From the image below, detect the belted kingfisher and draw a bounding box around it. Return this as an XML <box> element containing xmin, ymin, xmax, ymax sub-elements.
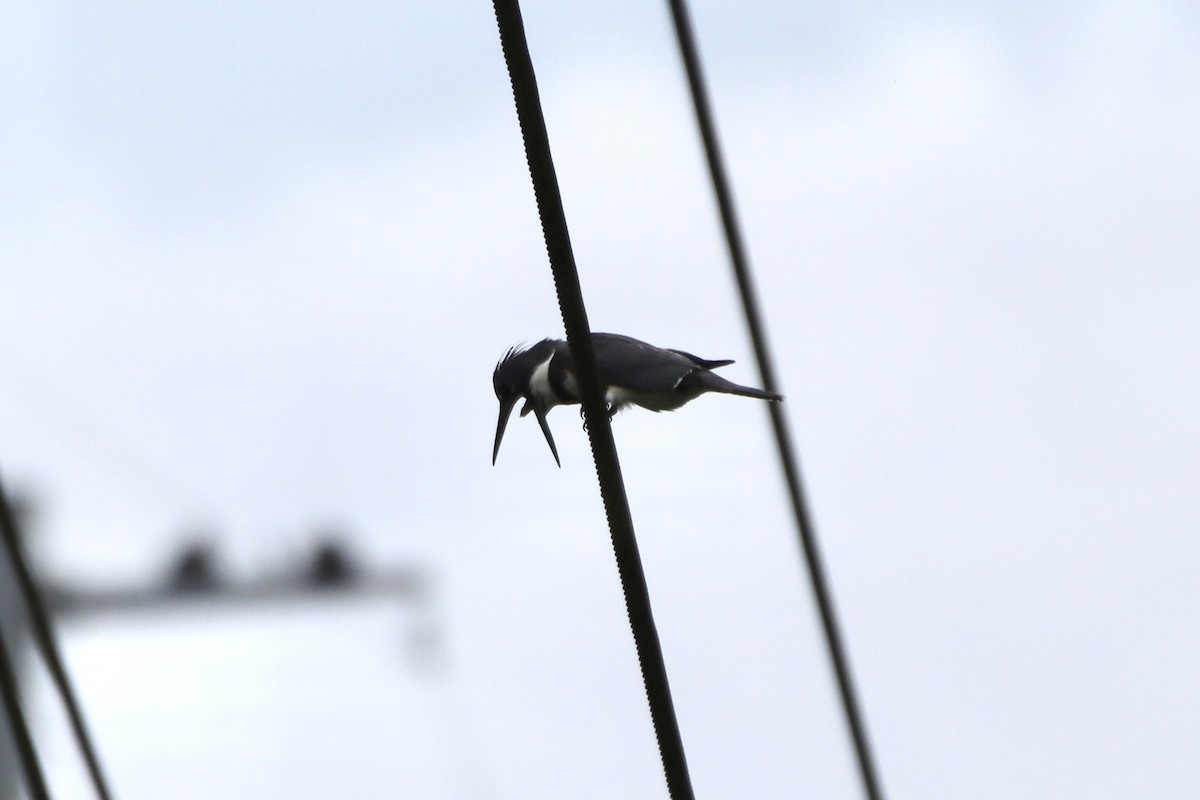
<box><xmin>492</xmin><ymin>332</ymin><xmax>782</xmax><ymax>466</ymax></box>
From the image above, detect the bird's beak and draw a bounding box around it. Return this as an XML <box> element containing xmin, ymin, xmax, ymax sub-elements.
<box><xmin>533</xmin><ymin>405</ymin><xmax>561</xmax><ymax>468</ymax></box>
<box><xmin>492</xmin><ymin>396</ymin><xmax>518</xmax><ymax>465</ymax></box>
<box><xmin>493</xmin><ymin>396</ymin><xmax>561</xmax><ymax>468</ymax></box>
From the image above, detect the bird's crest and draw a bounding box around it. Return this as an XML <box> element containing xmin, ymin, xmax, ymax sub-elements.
<box><xmin>494</xmin><ymin>342</ymin><xmax>528</xmax><ymax>373</ymax></box>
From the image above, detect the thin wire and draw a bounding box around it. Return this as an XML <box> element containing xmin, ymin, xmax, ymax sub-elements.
<box><xmin>490</xmin><ymin>1</ymin><xmax>694</xmax><ymax>797</ymax></box>
<box><xmin>664</xmin><ymin>2</ymin><xmax>886</xmax><ymax>798</ymax></box>
<box><xmin>0</xmin><ymin>620</ymin><xmax>52</xmax><ymax>800</ymax></box>
<box><xmin>0</xmin><ymin>476</ymin><xmax>116</xmax><ymax>800</ymax></box>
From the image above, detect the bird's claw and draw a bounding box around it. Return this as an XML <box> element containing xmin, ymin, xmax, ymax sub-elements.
<box><xmin>578</xmin><ymin>403</ymin><xmax>618</xmax><ymax>432</ymax></box>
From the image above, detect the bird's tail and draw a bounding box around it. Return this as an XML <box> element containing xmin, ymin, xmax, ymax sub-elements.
<box><xmin>688</xmin><ymin>370</ymin><xmax>783</xmax><ymax>402</ymax></box>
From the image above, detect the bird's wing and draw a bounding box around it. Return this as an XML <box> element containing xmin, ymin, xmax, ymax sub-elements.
<box><xmin>667</xmin><ymin>349</ymin><xmax>735</xmax><ymax>370</ymax></box>
<box><xmin>587</xmin><ymin>333</ymin><xmax>701</xmax><ymax>391</ymax></box>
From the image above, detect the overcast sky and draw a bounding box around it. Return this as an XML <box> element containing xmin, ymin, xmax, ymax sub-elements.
<box><xmin>2</xmin><ymin>1</ymin><xmax>1199</xmax><ymax>798</ymax></box>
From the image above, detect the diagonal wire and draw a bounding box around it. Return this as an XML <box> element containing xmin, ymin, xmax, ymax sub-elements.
<box><xmin>0</xmin><ymin>619</ymin><xmax>52</xmax><ymax>800</ymax></box>
<box><xmin>0</xmin><ymin>476</ymin><xmax>116</xmax><ymax>800</ymax></box>
<box><xmin>664</xmin><ymin>1</ymin><xmax>886</xmax><ymax>798</ymax></box>
<box><xmin>491</xmin><ymin>1</ymin><xmax>694</xmax><ymax>797</ymax></box>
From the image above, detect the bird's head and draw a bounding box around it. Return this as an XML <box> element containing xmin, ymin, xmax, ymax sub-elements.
<box><xmin>492</xmin><ymin>341</ymin><xmax>561</xmax><ymax>467</ymax></box>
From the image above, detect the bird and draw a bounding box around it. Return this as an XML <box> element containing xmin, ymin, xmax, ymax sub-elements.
<box><xmin>492</xmin><ymin>332</ymin><xmax>782</xmax><ymax>466</ymax></box>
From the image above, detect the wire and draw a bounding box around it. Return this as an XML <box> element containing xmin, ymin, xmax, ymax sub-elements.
<box><xmin>0</xmin><ymin>618</ymin><xmax>52</xmax><ymax>800</ymax></box>
<box><xmin>490</xmin><ymin>2</ymin><xmax>695</xmax><ymax>798</ymax></box>
<box><xmin>664</xmin><ymin>2</ymin><xmax>887</xmax><ymax>798</ymax></box>
<box><xmin>0</xmin><ymin>476</ymin><xmax>116</xmax><ymax>800</ymax></box>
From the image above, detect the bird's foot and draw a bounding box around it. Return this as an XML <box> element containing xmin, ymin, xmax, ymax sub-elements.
<box><xmin>578</xmin><ymin>404</ymin><xmax>618</xmax><ymax>431</ymax></box>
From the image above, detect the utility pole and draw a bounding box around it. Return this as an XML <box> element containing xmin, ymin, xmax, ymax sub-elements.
<box><xmin>0</xmin><ymin>493</ymin><xmax>35</xmax><ymax>800</ymax></box>
<box><xmin>0</xmin><ymin>516</ymin><xmax>433</xmax><ymax>800</ymax></box>
<box><xmin>0</xmin><ymin>556</ymin><xmax>24</xmax><ymax>800</ymax></box>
